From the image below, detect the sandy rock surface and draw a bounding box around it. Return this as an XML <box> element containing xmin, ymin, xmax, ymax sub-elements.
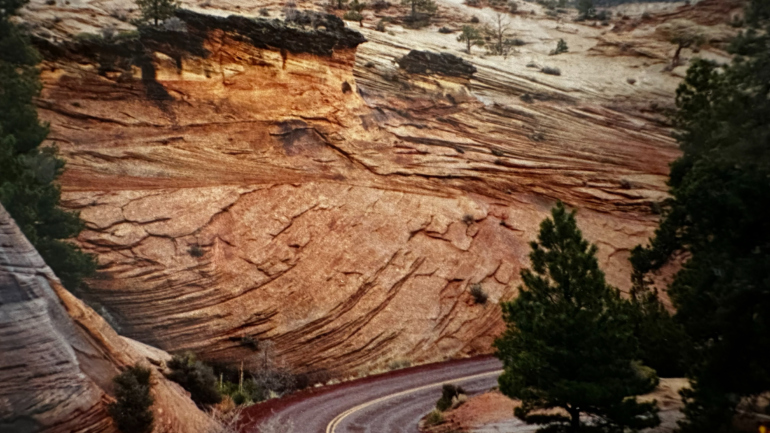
<box><xmin>15</xmin><ymin>0</ymin><xmax>738</xmax><ymax>373</ymax></box>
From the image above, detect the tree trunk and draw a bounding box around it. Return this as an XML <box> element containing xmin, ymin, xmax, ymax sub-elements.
<box><xmin>467</xmin><ymin>39</ymin><xmax>471</xmax><ymax>54</ymax></box>
<box><xmin>569</xmin><ymin>408</ymin><xmax>580</xmax><ymax>433</ymax></box>
<box><xmin>672</xmin><ymin>43</ymin><xmax>684</xmax><ymax>69</ymax></box>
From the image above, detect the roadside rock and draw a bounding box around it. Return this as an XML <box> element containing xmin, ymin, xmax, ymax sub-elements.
<box><xmin>0</xmin><ymin>205</ymin><xmax>216</xmax><ymax>433</ymax></box>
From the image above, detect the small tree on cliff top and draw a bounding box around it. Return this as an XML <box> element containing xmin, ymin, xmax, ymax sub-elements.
<box><xmin>135</xmin><ymin>0</ymin><xmax>179</xmax><ymax>26</ymax></box>
<box><xmin>494</xmin><ymin>202</ymin><xmax>660</xmax><ymax>433</ymax></box>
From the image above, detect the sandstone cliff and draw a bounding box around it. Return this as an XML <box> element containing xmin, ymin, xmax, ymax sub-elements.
<box><xmin>0</xmin><ymin>205</ymin><xmax>216</xmax><ymax>433</ymax></box>
<box><xmin>16</xmin><ymin>0</ymin><xmax>734</xmax><ymax>374</ymax></box>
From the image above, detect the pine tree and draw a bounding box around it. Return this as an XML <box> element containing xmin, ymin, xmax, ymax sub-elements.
<box><xmin>135</xmin><ymin>0</ymin><xmax>179</xmax><ymax>26</ymax></box>
<box><xmin>627</xmin><ymin>264</ymin><xmax>689</xmax><ymax>378</ymax></box>
<box><xmin>550</xmin><ymin>38</ymin><xmax>568</xmax><ymax>55</ymax></box>
<box><xmin>576</xmin><ymin>0</ymin><xmax>593</xmax><ymax>19</ymax></box>
<box><xmin>401</xmin><ymin>0</ymin><xmax>436</xmax><ymax>17</ymax></box>
<box><xmin>457</xmin><ymin>25</ymin><xmax>483</xmax><ymax>54</ymax></box>
<box><xmin>631</xmin><ymin>0</ymin><xmax>770</xmax><ymax>429</ymax></box>
<box><xmin>0</xmin><ymin>0</ymin><xmax>95</xmax><ymax>291</ymax></box>
<box><xmin>494</xmin><ymin>202</ymin><xmax>660</xmax><ymax>433</ymax></box>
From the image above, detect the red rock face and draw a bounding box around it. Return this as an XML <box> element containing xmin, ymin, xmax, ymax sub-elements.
<box><xmin>0</xmin><ymin>205</ymin><xmax>216</xmax><ymax>433</ymax></box>
<box><xmin>34</xmin><ymin>7</ymin><xmax>684</xmax><ymax>374</ymax></box>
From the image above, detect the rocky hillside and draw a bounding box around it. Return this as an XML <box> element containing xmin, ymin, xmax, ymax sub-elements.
<box><xmin>0</xmin><ymin>205</ymin><xmax>216</xmax><ymax>433</ymax></box>
<box><xmin>17</xmin><ymin>0</ymin><xmax>739</xmax><ymax>374</ymax></box>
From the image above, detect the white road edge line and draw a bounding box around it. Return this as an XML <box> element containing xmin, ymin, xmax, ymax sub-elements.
<box><xmin>325</xmin><ymin>369</ymin><xmax>503</xmax><ymax>433</ymax></box>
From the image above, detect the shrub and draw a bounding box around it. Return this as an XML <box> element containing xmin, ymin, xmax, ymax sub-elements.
<box><xmin>425</xmin><ymin>409</ymin><xmax>445</xmax><ymax>426</ymax></box>
<box><xmin>166</xmin><ymin>352</ymin><xmax>222</xmax><ymax>407</ymax></box>
<box><xmin>470</xmin><ymin>16</ymin><xmax>480</xmax><ymax>23</ymax></box>
<box><xmin>465</xmin><ymin>0</ymin><xmax>480</xmax><ymax>6</ymax></box>
<box><xmin>550</xmin><ymin>38</ymin><xmax>568</xmax><ymax>55</ymax></box>
<box><xmin>108</xmin><ymin>365</ymin><xmax>154</xmax><ymax>433</ymax></box>
<box><xmin>387</xmin><ymin>359</ymin><xmax>412</xmax><ymax>370</ymax></box>
<box><xmin>541</xmin><ymin>66</ymin><xmax>561</xmax><ymax>75</ymax></box>
<box><xmin>402</xmin><ymin>12</ymin><xmax>431</xmax><ymax>28</ymax></box>
<box><xmin>508</xmin><ymin>1</ymin><xmax>517</xmax><ymax>13</ymax></box>
<box><xmin>508</xmin><ymin>38</ymin><xmax>525</xmax><ymax>46</ymax></box>
<box><xmin>462</xmin><ymin>214</ymin><xmax>475</xmax><ymax>225</ymax></box>
<box><xmin>371</xmin><ymin>0</ymin><xmax>391</xmax><ymax>10</ymax></box>
<box><xmin>260</xmin><ymin>8</ymin><xmax>270</xmax><ymax>16</ymax></box>
<box><xmin>436</xmin><ymin>384</ymin><xmax>466</xmax><ymax>411</ymax></box>
<box><xmin>343</xmin><ymin>10</ymin><xmax>364</xmax><ymax>22</ymax></box>
<box><xmin>241</xmin><ymin>336</ymin><xmax>259</xmax><ymax>350</ymax></box>
<box><xmin>294</xmin><ymin>369</ymin><xmax>333</xmax><ymax>389</ymax></box>
<box><xmin>189</xmin><ymin>244</ymin><xmax>204</xmax><ymax>257</ymax></box>
<box><xmin>375</xmin><ymin>19</ymin><xmax>387</xmax><ymax>31</ymax></box>
<box><xmin>470</xmin><ymin>283</ymin><xmax>488</xmax><ymax>304</ymax></box>
<box><xmin>438</xmin><ymin>26</ymin><xmax>452</xmax><ymax>33</ymax></box>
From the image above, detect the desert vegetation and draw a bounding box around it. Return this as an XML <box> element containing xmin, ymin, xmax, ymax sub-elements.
<box><xmin>630</xmin><ymin>0</ymin><xmax>770</xmax><ymax>428</ymax></box>
<box><xmin>0</xmin><ymin>0</ymin><xmax>96</xmax><ymax>294</ymax></box>
<box><xmin>492</xmin><ymin>1</ymin><xmax>770</xmax><ymax>431</ymax></box>
<box><xmin>135</xmin><ymin>0</ymin><xmax>179</xmax><ymax>26</ymax></box>
<box><xmin>495</xmin><ymin>202</ymin><xmax>661</xmax><ymax>432</ymax></box>
<box><xmin>108</xmin><ymin>365</ymin><xmax>155</xmax><ymax>433</ymax></box>
<box><xmin>435</xmin><ymin>384</ymin><xmax>467</xmax><ymax>412</ymax></box>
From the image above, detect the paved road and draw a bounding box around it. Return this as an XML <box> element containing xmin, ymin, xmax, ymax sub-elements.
<box><xmin>247</xmin><ymin>357</ymin><xmax>502</xmax><ymax>433</ymax></box>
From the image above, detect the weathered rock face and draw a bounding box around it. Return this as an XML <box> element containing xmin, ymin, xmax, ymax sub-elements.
<box><xmin>18</xmin><ymin>0</ymin><xmax>715</xmax><ymax>374</ymax></box>
<box><xmin>0</xmin><ymin>205</ymin><xmax>216</xmax><ymax>433</ymax></box>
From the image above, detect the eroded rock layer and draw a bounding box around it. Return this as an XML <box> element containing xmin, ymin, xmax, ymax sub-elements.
<box><xmin>0</xmin><ymin>205</ymin><xmax>216</xmax><ymax>433</ymax></box>
<box><xmin>21</xmin><ymin>0</ymin><xmax>709</xmax><ymax>374</ymax></box>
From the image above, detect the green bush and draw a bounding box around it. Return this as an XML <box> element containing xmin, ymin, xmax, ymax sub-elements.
<box><xmin>166</xmin><ymin>352</ymin><xmax>222</xmax><ymax>407</ymax></box>
<box><xmin>541</xmin><ymin>66</ymin><xmax>561</xmax><ymax>76</ymax></box>
<box><xmin>550</xmin><ymin>38</ymin><xmax>568</xmax><ymax>55</ymax></box>
<box><xmin>436</xmin><ymin>384</ymin><xmax>465</xmax><ymax>411</ymax></box>
<box><xmin>425</xmin><ymin>409</ymin><xmax>445</xmax><ymax>426</ymax></box>
<box><xmin>108</xmin><ymin>365</ymin><xmax>154</xmax><ymax>433</ymax></box>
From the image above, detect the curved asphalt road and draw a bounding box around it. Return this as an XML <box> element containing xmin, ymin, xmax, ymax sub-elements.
<box><xmin>247</xmin><ymin>357</ymin><xmax>502</xmax><ymax>433</ymax></box>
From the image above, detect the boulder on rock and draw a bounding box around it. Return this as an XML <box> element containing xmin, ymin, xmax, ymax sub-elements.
<box><xmin>397</xmin><ymin>50</ymin><xmax>477</xmax><ymax>78</ymax></box>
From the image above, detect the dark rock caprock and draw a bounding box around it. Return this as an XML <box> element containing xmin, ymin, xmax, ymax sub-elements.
<box><xmin>397</xmin><ymin>50</ymin><xmax>477</xmax><ymax>78</ymax></box>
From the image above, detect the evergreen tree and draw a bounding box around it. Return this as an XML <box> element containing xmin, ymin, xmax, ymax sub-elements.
<box><xmin>135</xmin><ymin>0</ymin><xmax>179</xmax><ymax>26</ymax></box>
<box><xmin>0</xmin><ymin>0</ymin><xmax>95</xmax><ymax>291</ymax></box>
<box><xmin>631</xmin><ymin>0</ymin><xmax>770</xmax><ymax>429</ymax></box>
<box><xmin>457</xmin><ymin>25</ymin><xmax>484</xmax><ymax>54</ymax></box>
<box><xmin>627</xmin><ymin>265</ymin><xmax>689</xmax><ymax>378</ymax></box>
<box><xmin>401</xmin><ymin>0</ymin><xmax>436</xmax><ymax>17</ymax></box>
<box><xmin>494</xmin><ymin>202</ymin><xmax>660</xmax><ymax>433</ymax></box>
<box><xmin>108</xmin><ymin>365</ymin><xmax>154</xmax><ymax>433</ymax></box>
<box><xmin>550</xmin><ymin>38</ymin><xmax>568</xmax><ymax>55</ymax></box>
<box><xmin>576</xmin><ymin>0</ymin><xmax>594</xmax><ymax>19</ymax></box>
